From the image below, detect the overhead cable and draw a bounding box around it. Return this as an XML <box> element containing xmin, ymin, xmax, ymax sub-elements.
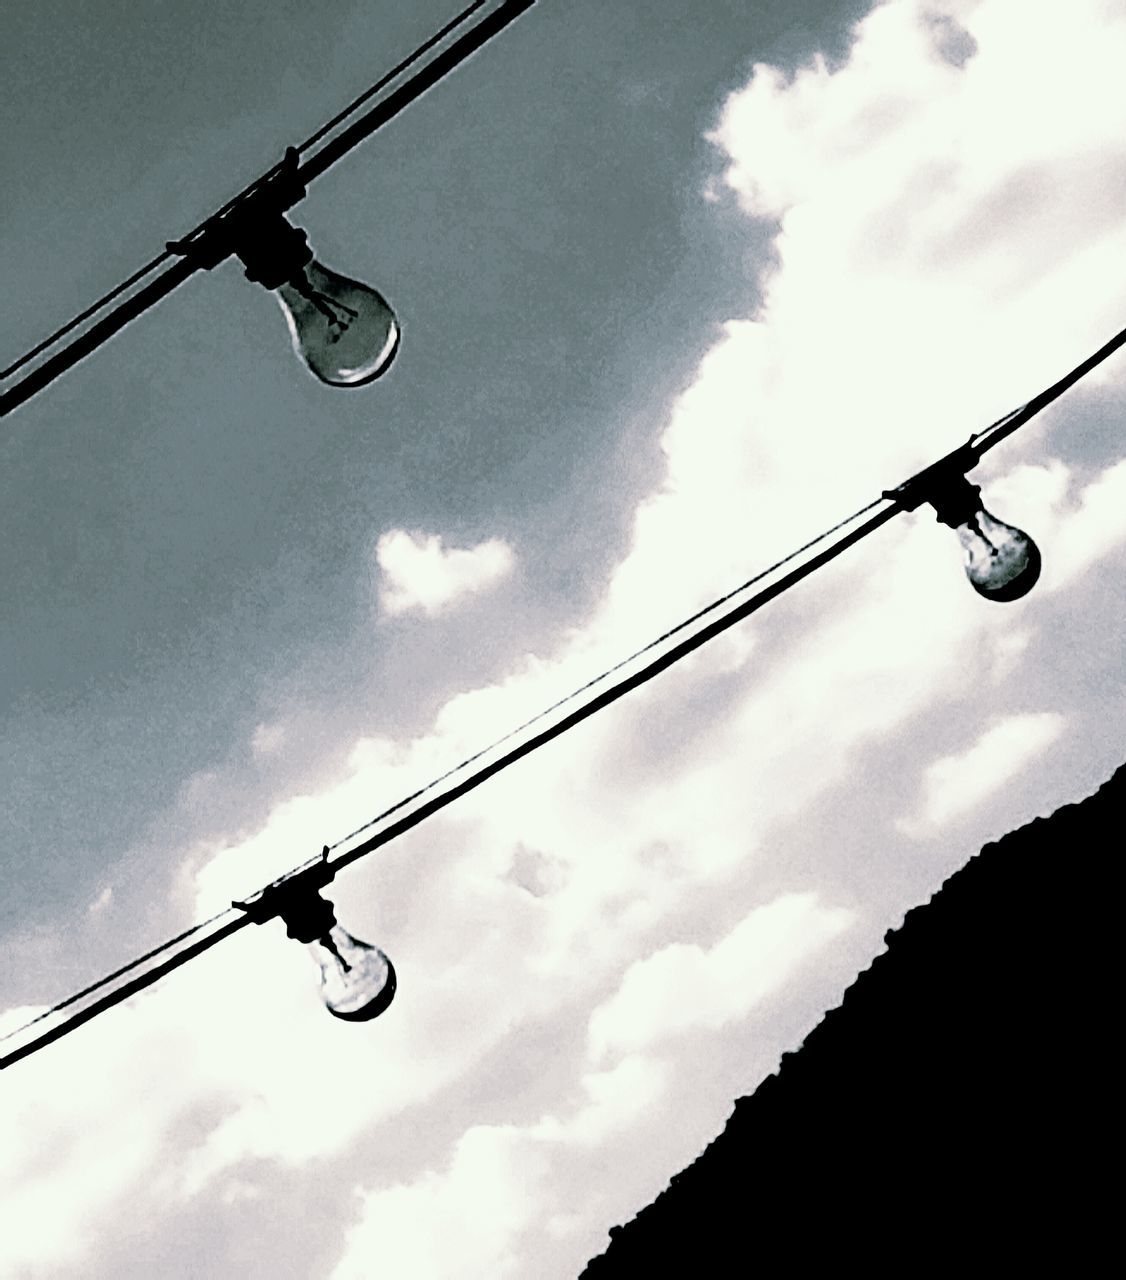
<box><xmin>3</xmin><ymin>310</ymin><xmax>1125</xmax><ymax>1071</ymax></box>
<box><xmin>326</xmin><ymin>495</ymin><xmax>887</xmax><ymax>854</ymax></box>
<box><xmin>971</xmin><ymin>318</ymin><xmax>1126</xmax><ymax>454</ymax></box>
<box><xmin>0</xmin><ymin>495</ymin><xmax>893</xmax><ymax>1070</ymax></box>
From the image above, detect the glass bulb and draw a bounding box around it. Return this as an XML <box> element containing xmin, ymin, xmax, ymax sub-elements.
<box><xmin>275</xmin><ymin>260</ymin><xmax>400</xmax><ymax>387</ymax></box>
<box><xmin>308</xmin><ymin>924</ymin><xmax>397</xmax><ymax>1022</ymax></box>
<box><xmin>954</xmin><ymin>506</ymin><xmax>1041</xmax><ymax>602</ymax></box>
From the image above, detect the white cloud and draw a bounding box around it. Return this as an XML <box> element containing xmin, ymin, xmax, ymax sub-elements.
<box><xmin>540</xmin><ymin>1055</ymin><xmax>669</xmax><ymax>1147</ymax></box>
<box><xmin>588</xmin><ymin>893</ymin><xmax>852</xmax><ymax>1063</ymax></box>
<box><xmin>331</xmin><ymin>1125</ymin><xmax>549</xmax><ymax>1280</ymax></box>
<box><xmin>251</xmin><ymin>721</ymin><xmax>286</xmax><ymax>756</ymax></box>
<box><xmin>120</xmin><ymin>0</ymin><xmax>1126</xmax><ymax>1216</ymax></box>
<box><xmin>7</xmin><ymin>2</ymin><xmax>1126</xmax><ymax>1275</ymax></box>
<box><xmin>1041</xmin><ymin>458</ymin><xmax>1126</xmax><ymax>590</ymax></box>
<box><xmin>901</xmin><ymin>711</ymin><xmax>1066</xmax><ymax>834</ymax></box>
<box><xmin>86</xmin><ymin>885</ymin><xmax>113</xmax><ymax>915</ymax></box>
<box><xmin>333</xmin><ymin>1056</ymin><xmax>669</xmax><ymax>1280</ymax></box>
<box><xmin>0</xmin><ymin>1001</ymin><xmax>213</xmax><ymax>1274</ymax></box>
<box><xmin>376</xmin><ymin>530</ymin><xmax>515</xmax><ymax>616</ymax></box>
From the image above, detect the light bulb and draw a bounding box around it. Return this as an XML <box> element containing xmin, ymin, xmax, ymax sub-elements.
<box><xmin>308</xmin><ymin>924</ymin><xmax>397</xmax><ymax>1022</ymax></box>
<box><xmin>263</xmin><ymin>881</ymin><xmax>396</xmax><ymax>1023</ymax></box>
<box><xmin>235</xmin><ymin>213</ymin><xmax>400</xmax><ymax>387</ymax></box>
<box><xmin>275</xmin><ymin>260</ymin><xmax>400</xmax><ymax>387</ymax></box>
<box><xmin>928</xmin><ymin>477</ymin><xmax>1041</xmax><ymax>602</ymax></box>
<box><xmin>953</xmin><ymin>506</ymin><xmax>1041</xmax><ymax>602</ymax></box>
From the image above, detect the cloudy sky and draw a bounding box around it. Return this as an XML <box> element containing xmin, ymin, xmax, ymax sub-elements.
<box><xmin>3</xmin><ymin>0</ymin><xmax>1126</xmax><ymax>1274</ymax></box>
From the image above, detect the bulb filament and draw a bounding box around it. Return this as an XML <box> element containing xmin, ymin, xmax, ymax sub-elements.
<box><xmin>966</xmin><ymin>513</ymin><xmax>1001</xmax><ymax>557</ymax></box>
<box><xmin>294</xmin><ymin>276</ymin><xmax>359</xmax><ymax>343</ymax></box>
<box><xmin>320</xmin><ymin>932</ymin><xmax>352</xmax><ymax>973</ymax></box>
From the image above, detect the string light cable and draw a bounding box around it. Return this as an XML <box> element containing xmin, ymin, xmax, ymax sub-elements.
<box><xmin>4</xmin><ymin>312</ymin><xmax>1125</xmax><ymax>1070</ymax></box>
<box><xmin>0</xmin><ymin>0</ymin><xmax>536</xmax><ymax>417</ymax></box>
<box><xmin>0</xmin><ymin>492</ymin><xmax>883</xmax><ymax>1069</ymax></box>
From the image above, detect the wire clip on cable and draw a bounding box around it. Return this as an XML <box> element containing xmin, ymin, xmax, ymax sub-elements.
<box><xmin>881</xmin><ymin>437</ymin><xmax>982</xmax><ymax>512</ymax></box>
<box><xmin>165</xmin><ymin>147</ymin><xmax>308</xmax><ymax>276</ymax></box>
<box><xmin>232</xmin><ymin>846</ymin><xmax>336</xmax><ymax>934</ymax></box>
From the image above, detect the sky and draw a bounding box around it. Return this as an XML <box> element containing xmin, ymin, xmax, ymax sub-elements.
<box><xmin>2</xmin><ymin>0</ymin><xmax>1126</xmax><ymax>1274</ymax></box>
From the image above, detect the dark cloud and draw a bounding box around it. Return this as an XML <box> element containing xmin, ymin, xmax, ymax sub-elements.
<box><xmin>1</xmin><ymin>0</ymin><xmax>877</xmax><ymax>953</ymax></box>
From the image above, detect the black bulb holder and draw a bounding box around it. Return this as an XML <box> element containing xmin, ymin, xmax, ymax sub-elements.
<box><xmin>883</xmin><ymin>437</ymin><xmax>985</xmax><ymax>522</ymax></box>
<box><xmin>167</xmin><ymin>145</ymin><xmax>313</xmax><ymax>289</ymax></box>
<box><xmin>233</xmin><ymin>848</ymin><xmax>397</xmax><ymax>1024</ymax></box>
<box><xmin>884</xmin><ymin>436</ymin><xmax>1042</xmax><ymax>602</ymax></box>
<box><xmin>923</xmin><ymin>474</ymin><xmax>986</xmax><ymax>529</ymax></box>
<box><xmin>236</xmin><ymin>216</ymin><xmax>314</xmax><ymax>291</ymax></box>
<box><xmin>232</xmin><ymin>846</ymin><xmax>339</xmax><ymax>942</ymax></box>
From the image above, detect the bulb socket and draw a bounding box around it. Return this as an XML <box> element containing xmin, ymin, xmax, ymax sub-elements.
<box><xmin>232</xmin><ymin>846</ymin><xmax>337</xmax><ymax>932</ymax></box>
<box><xmin>927</xmin><ymin>476</ymin><xmax>983</xmax><ymax>529</ymax></box>
<box><xmin>235</xmin><ymin>214</ymin><xmax>315</xmax><ymax>291</ymax></box>
<box><xmin>279</xmin><ymin>890</ymin><xmax>338</xmax><ymax>945</ymax></box>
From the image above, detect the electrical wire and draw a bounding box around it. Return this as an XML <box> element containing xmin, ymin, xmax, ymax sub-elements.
<box><xmin>326</xmin><ymin>495</ymin><xmax>886</xmax><ymax>853</ymax></box>
<box><xmin>6</xmin><ymin>309</ymin><xmax>1126</xmax><ymax>1070</ymax></box>
<box><xmin>0</xmin><ymin>251</ymin><xmax>174</xmax><ymax>381</ymax></box>
<box><xmin>0</xmin><ymin>904</ymin><xmax>238</xmax><ymax>1047</ymax></box>
<box><xmin>327</xmin><ymin>503</ymin><xmax>902</xmax><ymax>880</ymax></box>
<box><xmin>163</xmin><ymin>0</ymin><xmax>491</xmax><ymax>266</ymax></box>
<box><xmin>0</xmin><ymin>257</ymin><xmax>203</xmax><ymax>419</ymax></box>
<box><xmin>0</xmin><ymin>916</ymin><xmax>252</xmax><ymax>1071</ymax></box>
<box><xmin>292</xmin><ymin>0</ymin><xmax>535</xmax><ymax>187</ymax></box>
<box><xmin>971</xmin><ymin>318</ymin><xmax>1126</xmax><ymax>456</ymax></box>
<box><xmin>0</xmin><ymin>0</ymin><xmax>536</xmax><ymax>418</ymax></box>
<box><xmin>295</xmin><ymin>0</ymin><xmax>489</xmax><ymax>156</ymax></box>
<box><xmin>320</xmin><ymin>312</ymin><xmax>1126</xmax><ymax>860</ymax></box>
<box><xmin>0</xmin><ymin>495</ymin><xmax>895</xmax><ymax>1070</ymax></box>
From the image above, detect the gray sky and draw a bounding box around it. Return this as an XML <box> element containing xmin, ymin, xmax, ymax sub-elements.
<box><xmin>1</xmin><ymin>0</ymin><xmax>866</xmax><ymax>945</ymax></box>
<box><xmin>3</xmin><ymin>1</ymin><xmax>1126</xmax><ymax>1276</ymax></box>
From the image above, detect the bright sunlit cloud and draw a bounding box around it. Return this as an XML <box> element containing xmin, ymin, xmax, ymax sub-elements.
<box><xmin>331</xmin><ymin>1124</ymin><xmax>548</xmax><ymax>1280</ymax></box>
<box><xmin>333</xmin><ymin>1055</ymin><xmax>669</xmax><ymax>1280</ymax></box>
<box><xmin>900</xmin><ymin>711</ymin><xmax>1066</xmax><ymax>835</ymax></box>
<box><xmin>376</xmin><ymin>530</ymin><xmax>515</xmax><ymax>617</ymax></box>
<box><xmin>6</xmin><ymin>1</ymin><xmax>1126</xmax><ymax>1276</ymax></box>
<box><xmin>588</xmin><ymin>893</ymin><xmax>853</xmax><ymax>1063</ymax></box>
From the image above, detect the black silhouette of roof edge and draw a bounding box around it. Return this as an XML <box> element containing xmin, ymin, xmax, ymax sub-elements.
<box><xmin>581</xmin><ymin>762</ymin><xmax>1125</xmax><ymax>1274</ymax></box>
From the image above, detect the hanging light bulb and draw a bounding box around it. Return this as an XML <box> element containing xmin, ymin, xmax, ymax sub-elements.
<box><xmin>236</xmin><ymin>214</ymin><xmax>399</xmax><ymax>387</ymax></box>
<box><xmin>884</xmin><ymin>444</ymin><xmax>1042</xmax><ymax>603</ymax></box>
<box><xmin>950</xmin><ymin>503</ymin><xmax>1041</xmax><ymax>602</ymax></box>
<box><xmin>277</xmin><ymin>259</ymin><xmax>399</xmax><ymax>387</ymax></box>
<box><xmin>278</xmin><ymin>888</ymin><xmax>397</xmax><ymax>1022</ymax></box>
<box><xmin>168</xmin><ymin>148</ymin><xmax>399</xmax><ymax>387</ymax></box>
<box><xmin>307</xmin><ymin>925</ymin><xmax>397</xmax><ymax>1022</ymax></box>
<box><xmin>233</xmin><ymin>851</ymin><xmax>396</xmax><ymax>1022</ymax></box>
<box><xmin>926</xmin><ymin>475</ymin><xmax>1041</xmax><ymax>602</ymax></box>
